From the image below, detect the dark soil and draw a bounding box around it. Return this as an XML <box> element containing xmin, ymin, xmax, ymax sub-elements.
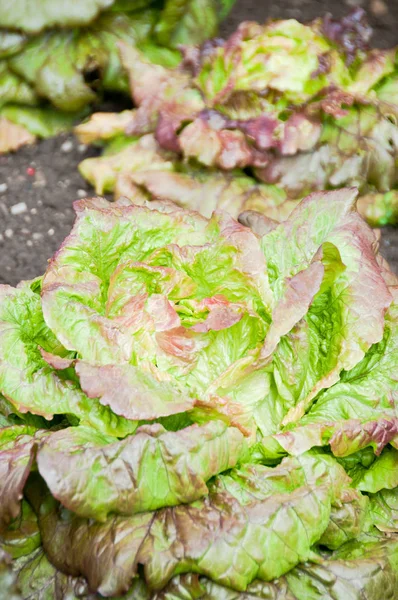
<box><xmin>0</xmin><ymin>0</ymin><xmax>397</xmax><ymax>286</ymax></box>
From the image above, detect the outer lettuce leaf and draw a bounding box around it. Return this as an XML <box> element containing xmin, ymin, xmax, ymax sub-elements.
<box><xmin>351</xmin><ymin>447</ymin><xmax>398</xmax><ymax>494</ymax></box>
<box><xmin>119</xmin><ymin>43</ymin><xmax>204</xmax><ymax>143</ymax></box>
<box><xmin>369</xmin><ymin>488</ymin><xmax>398</xmax><ymax>533</ymax></box>
<box><xmin>155</xmin><ymin>0</ymin><xmax>218</xmax><ymax>48</ymax></box>
<box><xmin>74</xmin><ymin>109</ymin><xmax>135</xmax><ymax>144</ymax></box>
<box><xmin>10</xmin><ymin>548</ymin><xmax>101</xmax><ymax>600</ymax></box>
<box><xmin>30</xmin><ymin>452</ymin><xmax>357</xmax><ymax>596</ymax></box>
<box><xmin>130</xmin><ymin>168</ymin><xmax>298</xmax><ymax>220</ymax></box>
<box><xmin>36</xmin><ymin>421</ymin><xmax>246</xmax><ymax>520</ymax></box>
<box><xmin>8</xmin><ymin>11</ymin><xmax>160</xmax><ymax>111</ymax></box>
<box><xmin>154</xmin><ymin>532</ymin><xmax>398</xmax><ymax>599</ymax></box>
<box><xmin>1</xmin><ymin>501</ymin><xmax>41</xmax><ymax>560</ymax></box>
<box><xmin>75</xmin><ymin>361</ymin><xmax>196</xmax><ymax>420</ymax></box>
<box><xmin>0</xmin><ymin>65</ymin><xmax>37</xmax><ymax>109</ymax></box>
<box><xmin>0</xmin><ymin>116</ymin><xmax>35</xmax><ymax>153</ymax></box>
<box><xmin>78</xmin><ymin>134</ymin><xmax>174</xmax><ymax>194</ymax></box>
<box><xmin>0</xmin><ymin>0</ymin><xmax>114</xmax><ymax>34</ymax></box>
<box><xmin>0</xmin><ymin>285</ymin><xmax>137</xmax><ymax>436</ymax></box>
<box><xmin>0</xmin><ymin>426</ymin><xmax>44</xmax><ymax>531</ymax></box>
<box><xmin>264</xmin><ymin>298</ymin><xmax>398</xmax><ymax>457</ymax></box>
<box><xmin>256</xmin><ymin>106</ymin><xmax>398</xmax><ymax>214</ymax></box>
<box><xmin>0</xmin><ymin>550</ymin><xmax>21</xmax><ymax>600</ymax></box>
<box><xmin>258</xmin><ymin>190</ymin><xmax>392</xmax><ymax>430</ymax></box>
<box><xmin>0</xmin><ymin>105</ymin><xmax>87</xmax><ymax>139</ymax></box>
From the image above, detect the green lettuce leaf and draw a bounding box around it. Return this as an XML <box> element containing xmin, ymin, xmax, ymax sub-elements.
<box><xmin>264</xmin><ymin>297</ymin><xmax>398</xmax><ymax>458</ymax></box>
<box><xmin>30</xmin><ymin>452</ymin><xmax>358</xmax><ymax>596</ymax></box>
<box><xmin>369</xmin><ymin>488</ymin><xmax>398</xmax><ymax>534</ymax></box>
<box><xmin>78</xmin><ymin>134</ymin><xmax>174</xmax><ymax>194</ymax></box>
<box><xmin>0</xmin><ymin>284</ymin><xmax>137</xmax><ymax>436</ymax></box>
<box><xmin>36</xmin><ymin>421</ymin><xmax>246</xmax><ymax>520</ymax></box>
<box><xmin>0</xmin><ymin>104</ymin><xmax>86</xmax><ymax>139</ymax></box>
<box><xmin>1</xmin><ymin>501</ymin><xmax>41</xmax><ymax>560</ymax></box>
<box><xmin>350</xmin><ymin>447</ymin><xmax>398</xmax><ymax>494</ymax></box>
<box><xmin>0</xmin><ymin>0</ymin><xmax>114</xmax><ymax>34</ymax></box>
<box><xmin>0</xmin><ymin>64</ymin><xmax>37</xmax><ymax>109</ymax></box>
<box><xmin>8</xmin><ymin>11</ymin><xmax>160</xmax><ymax>111</ymax></box>
<box><xmin>154</xmin><ymin>532</ymin><xmax>398</xmax><ymax>598</ymax></box>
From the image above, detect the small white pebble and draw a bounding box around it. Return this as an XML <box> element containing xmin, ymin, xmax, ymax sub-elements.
<box><xmin>21</xmin><ymin>228</ymin><xmax>30</xmax><ymax>235</ymax></box>
<box><xmin>26</xmin><ymin>240</ymin><xmax>33</xmax><ymax>247</ymax></box>
<box><xmin>78</xmin><ymin>144</ymin><xmax>87</xmax><ymax>153</ymax></box>
<box><xmin>32</xmin><ymin>232</ymin><xmax>43</xmax><ymax>241</ymax></box>
<box><xmin>30</xmin><ymin>208</ymin><xmax>37</xmax><ymax>215</ymax></box>
<box><xmin>24</xmin><ymin>215</ymin><xmax>31</xmax><ymax>223</ymax></box>
<box><xmin>77</xmin><ymin>189</ymin><xmax>87</xmax><ymax>198</ymax></box>
<box><xmin>370</xmin><ymin>0</ymin><xmax>388</xmax><ymax>16</ymax></box>
<box><xmin>47</xmin><ymin>228</ymin><xmax>55</xmax><ymax>236</ymax></box>
<box><xmin>0</xmin><ymin>183</ymin><xmax>8</xmax><ymax>193</ymax></box>
<box><xmin>5</xmin><ymin>228</ymin><xmax>13</xmax><ymax>238</ymax></box>
<box><xmin>61</xmin><ymin>139</ymin><xmax>73</xmax><ymax>153</ymax></box>
<box><xmin>37</xmin><ymin>200</ymin><xmax>43</xmax><ymax>206</ymax></box>
<box><xmin>10</xmin><ymin>201</ymin><xmax>27</xmax><ymax>215</ymax></box>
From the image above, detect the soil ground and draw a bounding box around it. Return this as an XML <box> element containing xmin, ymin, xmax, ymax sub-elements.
<box><xmin>0</xmin><ymin>0</ymin><xmax>397</xmax><ymax>285</ymax></box>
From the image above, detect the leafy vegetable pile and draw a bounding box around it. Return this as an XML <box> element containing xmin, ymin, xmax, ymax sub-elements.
<box><xmin>77</xmin><ymin>9</ymin><xmax>398</xmax><ymax>227</ymax></box>
<box><xmin>1</xmin><ymin>187</ymin><xmax>398</xmax><ymax>598</ymax></box>
<box><xmin>0</xmin><ymin>0</ymin><xmax>234</xmax><ymax>152</ymax></box>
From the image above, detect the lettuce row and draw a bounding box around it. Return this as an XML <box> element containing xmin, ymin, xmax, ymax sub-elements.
<box><xmin>77</xmin><ymin>11</ymin><xmax>398</xmax><ymax>227</ymax></box>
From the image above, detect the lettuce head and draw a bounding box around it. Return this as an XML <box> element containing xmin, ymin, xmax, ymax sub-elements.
<box><xmin>1</xmin><ymin>188</ymin><xmax>398</xmax><ymax>598</ymax></box>
<box><xmin>76</xmin><ymin>9</ymin><xmax>398</xmax><ymax>227</ymax></box>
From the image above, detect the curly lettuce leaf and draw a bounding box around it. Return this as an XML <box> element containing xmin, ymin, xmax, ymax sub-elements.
<box><xmin>1</xmin><ymin>501</ymin><xmax>41</xmax><ymax>560</ymax></box>
<box><xmin>0</xmin><ymin>104</ymin><xmax>86</xmax><ymax>139</ymax></box>
<box><xmin>350</xmin><ymin>447</ymin><xmax>398</xmax><ymax>494</ymax></box>
<box><xmin>8</xmin><ymin>11</ymin><xmax>159</xmax><ymax>111</ymax></box>
<box><xmin>0</xmin><ymin>425</ymin><xmax>48</xmax><ymax>531</ymax></box>
<box><xmin>78</xmin><ymin>134</ymin><xmax>174</xmax><ymax>194</ymax></box>
<box><xmin>369</xmin><ymin>488</ymin><xmax>398</xmax><ymax>534</ymax></box>
<box><xmin>154</xmin><ymin>532</ymin><xmax>398</xmax><ymax>599</ymax></box>
<box><xmin>269</xmin><ymin>297</ymin><xmax>398</xmax><ymax>457</ymax></box>
<box><xmin>260</xmin><ymin>190</ymin><xmax>392</xmax><ymax>427</ymax></box>
<box><xmin>29</xmin><ymin>452</ymin><xmax>357</xmax><ymax>596</ymax></box>
<box><xmin>36</xmin><ymin>421</ymin><xmax>246</xmax><ymax>520</ymax></box>
<box><xmin>0</xmin><ymin>65</ymin><xmax>37</xmax><ymax>109</ymax></box>
<box><xmin>0</xmin><ymin>285</ymin><xmax>137</xmax><ymax>436</ymax></box>
<box><xmin>0</xmin><ymin>0</ymin><xmax>114</xmax><ymax>34</ymax></box>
